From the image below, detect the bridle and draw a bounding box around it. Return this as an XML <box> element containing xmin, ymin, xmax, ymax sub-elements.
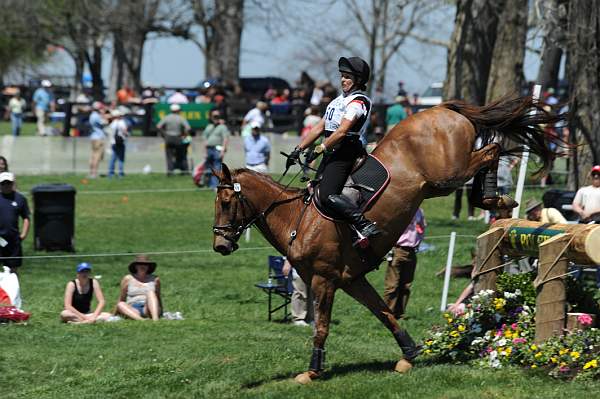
<box><xmin>212</xmin><ymin>179</ymin><xmax>304</xmax><ymax>245</ymax></box>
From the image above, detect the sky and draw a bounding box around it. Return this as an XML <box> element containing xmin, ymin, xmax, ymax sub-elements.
<box><xmin>36</xmin><ymin>1</ymin><xmax>544</xmax><ymax>99</ymax></box>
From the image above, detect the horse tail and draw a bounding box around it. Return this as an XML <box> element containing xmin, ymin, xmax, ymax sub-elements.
<box><xmin>441</xmin><ymin>96</ymin><xmax>566</xmax><ymax>174</ymax></box>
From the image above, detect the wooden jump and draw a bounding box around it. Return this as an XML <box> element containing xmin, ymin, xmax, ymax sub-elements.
<box><xmin>473</xmin><ymin>218</ymin><xmax>600</xmax><ymax>343</ymax></box>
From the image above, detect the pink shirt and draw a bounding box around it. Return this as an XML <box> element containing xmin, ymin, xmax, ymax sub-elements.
<box><xmin>396</xmin><ymin>208</ymin><xmax>426</xmax><ymax>248</ymax></box>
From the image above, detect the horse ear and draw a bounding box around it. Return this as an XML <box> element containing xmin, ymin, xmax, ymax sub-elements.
<box><xmin>220</xmin><ymin>163</ymin><xmax>232</xmax><ymax>183</ymax></box>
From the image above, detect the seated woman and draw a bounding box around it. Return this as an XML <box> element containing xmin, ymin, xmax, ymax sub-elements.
<box><xmin>60</xmin><ymin>262</ymin><xmax>111</xmax><ymax>323</ymax></box>
<box><xmin>116</xmin><ymin>255</ymin><xmax>162</xmax><ymax>321</ymax></box>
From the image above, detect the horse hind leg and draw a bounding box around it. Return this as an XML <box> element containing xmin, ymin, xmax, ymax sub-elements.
<box><xmin>295</xmin><ymin>274</ymin><xmax>336</xmax><ymax>385</ymax></box>
<box><xmin>341</xmin><ymin>276</ymin><xmax>420</xmax><ymax>373</ymax></box>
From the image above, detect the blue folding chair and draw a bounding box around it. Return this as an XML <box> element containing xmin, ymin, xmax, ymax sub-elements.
<box><xmin>255</xmin><ymin>255</ymin><xmax>293</xmax><ymax>321</ymax></box>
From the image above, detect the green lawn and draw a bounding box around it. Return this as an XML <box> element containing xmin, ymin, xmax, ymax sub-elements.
<box><xmin>2</xmin><ymin>174</ymin><xmax>597</xmax><ymax>398</ymax></box>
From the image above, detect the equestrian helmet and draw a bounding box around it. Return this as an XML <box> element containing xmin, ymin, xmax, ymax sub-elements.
<box><xmin>338</xmin><ymin>56</ymin><xmax>371</xmax><ymax>86</ymax></box>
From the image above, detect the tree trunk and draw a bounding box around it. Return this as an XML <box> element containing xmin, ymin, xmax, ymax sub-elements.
<box><xmin>443</xmin><ymin>0</ymin><xmax>505</xmax><ymax>105</ymax></box>
<box><xmin>536</xmin><ymin>0</ymin><xmax>569</xmax><ymax>91</ymax></box>
<box><xmin>485</xmin><ymin>0</ymin><xmax>528</xmax><ymax>103</ymax></box>
<box><xmin>204</xmin><ymin>0</ymin><xmax>244</xmax><ymax>83</ymax></box>
<box><xmin>567</xmin><ymin>0</ymin><xmax>600</xmax><ymax>187</ymax></box>
<box><xmin>87</xmin><ymin>44</ymin><xmax>104</xmax><ymax>101</ymax></box>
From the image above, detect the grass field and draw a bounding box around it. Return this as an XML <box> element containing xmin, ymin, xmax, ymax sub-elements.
<box><xmin>2</xmin><ymin>173</ymin><xmax>598</xmax><ymax>398</ymax></box>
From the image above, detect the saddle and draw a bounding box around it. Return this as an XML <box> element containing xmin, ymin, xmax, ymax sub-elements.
<box><xmin>312</xmin><ymin>154</ymin><xmax>391</xmax><ymax>221</ymax></box>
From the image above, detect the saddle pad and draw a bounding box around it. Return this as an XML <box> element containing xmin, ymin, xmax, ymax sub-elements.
<box><xmin>313</xmin><ymin>154</ymin><xmax>390</xmax><ymax>220</ymax></box>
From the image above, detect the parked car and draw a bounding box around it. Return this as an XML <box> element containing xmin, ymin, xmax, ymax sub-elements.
<box><xmin>419</xmin><ymin>82</ymin><xmax>443</xmax><ymax>107</ymax></box>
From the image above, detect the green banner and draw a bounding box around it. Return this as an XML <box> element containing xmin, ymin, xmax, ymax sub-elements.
<box><xmin>152</xmin><ymin>103</ymin><xmax>213</xmax><ymax>129</ymax></box>
<box><xmin>507</xmin><ymin>227</ymin><xmax>563</xmax><ymax>254</ymax></box>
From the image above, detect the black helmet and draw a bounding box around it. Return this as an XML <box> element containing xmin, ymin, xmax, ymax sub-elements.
<box><xmin>338</xmin><ymin>56</ymin><xmax>370</xmax><ymax>86</ymax></box>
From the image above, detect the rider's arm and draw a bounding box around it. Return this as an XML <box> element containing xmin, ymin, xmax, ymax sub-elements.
<box><xmin>322</xmin><ymin>117</ymin><xmax>355</xmax><ymax>151</ymax></box>
<box><xmin>297</xmin><ymin>118</ymin><xmax>325</xmax><ymax>150</ymax></box>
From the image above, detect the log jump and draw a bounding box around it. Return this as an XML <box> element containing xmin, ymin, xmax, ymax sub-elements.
<box><xmin>473</xmin><ymin>219</ymin><xmax>600</xmax><ymax>343</ymax></box>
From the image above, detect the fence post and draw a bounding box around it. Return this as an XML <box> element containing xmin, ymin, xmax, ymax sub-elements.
<box><xmin>473</xmin><ymin>227</ymin><xmax>504</xmax><ymax>292</ymax></box>
<box><xmin>245</xmin><ymin>228</ymin><xmax>251</xmax><ymax>243</ymax></box>
<box><xmin>440</xmin><ymin>231</ymin><xmax>457</xmax><ymax>311</ymax></box>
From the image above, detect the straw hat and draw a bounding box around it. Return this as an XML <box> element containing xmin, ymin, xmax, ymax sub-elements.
<box><xmin>128</xmin><ymin>254</ymin><xmax>157</xmax><ymax>274</ymax></box>
<box><xmin>524</xmin><ymin>198</ymin><xmax>543</xmax><ymax>214</ymax></box>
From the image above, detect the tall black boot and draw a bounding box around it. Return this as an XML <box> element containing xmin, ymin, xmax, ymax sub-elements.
<box><xmin>393</xmin><ymin>329</ymin><xmax>421</xmax><ymax>361</ymax></box>
<box><xmin>473</xmin><ymin>168</ymin><xmax>518</xmax><ymax>210</ymax></box>
<box><xmin>326</xmin><ymin>194</ymin><xmax>382</xmax><ymax>238</ymax></box>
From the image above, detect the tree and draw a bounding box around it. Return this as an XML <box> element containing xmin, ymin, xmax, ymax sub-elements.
<box><xmin>535</xmin><ymin>0</ymin><xmax>569</xmax><ymax>91</ymax></box>
<box><xmin>189</xmin><ymin>0</ymin><xmax>245</xmax><ymax>84</ymax></box>
<box><xmin>567</xmin><ymin>0</ymin><xmax>600</xmax><ymax>186</ymax></box>
<box><xmin>443</xmin><ymin>0</ymin><xmax>505</xmax><ymax>104</ymax></box>
<box><xmin>485</xmin><ymin>0</ymin><xmax>528</xmax><ymax>103</ymax></box>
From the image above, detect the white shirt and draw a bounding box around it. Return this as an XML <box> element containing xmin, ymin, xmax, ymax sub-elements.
<box><xmin>108</xmin><ymin>119</ymin><xmax>128</xmax><ymax>145</ymax></box>
<box><xmin>323</xmin><ymin>92</ymin><xmax>371</xmax><ymax>138</ymax></box>
<box><xmin>8</xmin><ymin>98</ymin><xmax>26</xmax><ymax>114</ymax></box>
<box><xmin>167</xmin><ymin>92</ymin><xmax>189</xmax><ymax>104</ymax></box>
<box><xmin>243</xmin><ymin>108</ymin><xmax>265</xmax><ymax>127</ymax></box>
<box><xmin>573</xmin><ymin>185</ymin><xmax>600</xmax><ymax>216</ymax></box>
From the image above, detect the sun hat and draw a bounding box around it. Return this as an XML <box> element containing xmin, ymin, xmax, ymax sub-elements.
<box><xmin>0</xmin><ymin>172</ymin><xmax>15</xmax><ymax>183</ymax></box>
<box><xmin>41</xmin><ymin>79</ymin><xmax>52</xmax><ymax>88</ymax></box>
<box><xmin>128</xmin><ymin>254</ymin><xmax>157</xmax><ymax>275</ymax></box>
<box><xmin>170</xmin><ymin>103</ymin><xmax>181</xmax><ymax>112</ymax></box>
<box><xmin>524</xmin><ymin>198</ymin><xmax>543</xmax><ymax>214</ymax></box>
<box><xmin>76</xmin><ymin>262</ymin><xmax>92</xmax><ymax>273</ymax></box>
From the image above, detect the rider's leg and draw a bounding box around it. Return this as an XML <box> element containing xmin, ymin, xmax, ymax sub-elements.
<box><xmin>326</xmin><ymin>194</ymin><xmax>382</xmax><ymax>237</ymax></box>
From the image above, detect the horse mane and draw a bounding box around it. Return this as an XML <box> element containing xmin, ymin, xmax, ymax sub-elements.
<box><xmin>232</xmin><ymin>168</ymin><xmax>304</xmax><ymax>195</ymax></box>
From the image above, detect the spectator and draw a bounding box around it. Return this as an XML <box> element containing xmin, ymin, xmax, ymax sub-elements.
<box><xmin>167</xmin><ymin>90</ymin><xmax>189</xmax><ymax>104</ymax></box>
<box><xmin>0</xmin><ymin>172</ymin><xmax>30</xmax><ymax>273</ymax></box>
<box><xmin>282</xmin><ymin>258</ymin><xmax>312</xmax><ymax>327</ymax></box>
<box><xmin>60</xmin><ymin>263</ymin><xmax>111</xmax><ymax>324</ymax></box>
<box><xmin>244</xmin><ymin>122</ymin><xmax>271</xmax><ymax>173</ymax></box>
<box><xmin>271</xmin><ymin>89</ymin><xmax>290</xmax><ymax>105</ymax></box>
<box><xmin>157</xmin><ymin>104</ymin><xmax>191</xmax><ymax>175</ymax></box>
<box><xmin>572</xmin><ymin>165</ymin><xmax>600</xmax><ymax>223</ymax></box>
<box><xmin>385</xmin><ymin>96</ymin><xmax>408</xmax><ymax>132</ymax></box>
<box><xmin>116</xmin><ymin>84</ymin><xmax>136</xmax><ymax>104</ymax></box>
<box><xmin>116</xmin><ymin>255</ymin><xmax>162</xmax><ymax>321</ymax></box>
<box><xmin>5</xmin><ymin>90</ymin><xmax>26</xmax><ymax>136</ymax></box>
<box><xmin>195</xmin><ymin>89</ymin><xmax>212</xmax><ymax>104</ymax></box>
<box><xmin>452</xmin><ymin>178</ymin><xmax>475</xmax><ymax>220</ymax></box>
<box><xmin>383</xmin><ymin>208</ymin><xmax>425</xmax><ymax>319</ymax></box>
<box><xmin>0</xmin><ymin>156</ymin><xmax>8</xmax><ymax>172</ymax></box>
<box><xmin>524</xmin><ymin>198</ymin><xmax>567</xmax><ymax>224</ymax></box>
<box><xmin>88</xmin><ymin>102</ymin><xmax>107</xmax><ymax>178</ymax></box>
<box><xmin>107</xmin><ymin>109</ymin><xmax>129</xmax><ymax>178</ymax></box>
<box><xmin>202</xmin><ymin>110</ymin><xmax>230</xmax><ymax>188</ymax></box>
<box><xmin>241</xmin><ymin>101</ymin><xmax>268</xmax><ymax>137</ymax></box>
<box><xmin>310</xmin><ymin>81</ymin><xmax>326</xmax><ymax>106</ymax></box>
<box><xmin>301</xmin><ymin>106</ymin><xmax>321</xmax><ymax>139</ymax></box>
<box><xmin>397</xmin><ymin>81</ymin><xmax>407</xmax><ymax>97</ymax></box>
<box><xmin>32</xmin><ymin>79</ymin><xmax>55</xmax><ymax>136</ymax></box>
<box><xmin>497</xmin><ymin>156</ymin><xmax>518</xmax><ymax>196</ymax></box>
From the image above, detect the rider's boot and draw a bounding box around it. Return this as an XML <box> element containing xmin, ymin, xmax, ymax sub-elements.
<box><xmin>326</xmin><ymin>194</ymin><xmax>382</xmax><ymax>238</ymax></box>
<box><xmin>479</xmin><ymin>169</ymin><xmax>518</xmax><ymax>210</ymax></box>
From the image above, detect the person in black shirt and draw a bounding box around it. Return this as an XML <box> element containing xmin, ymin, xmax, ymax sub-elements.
<box><xmin>0</xmin><ymin>172</ymin><xmax>29</xmax><ymax>272</ymax></box>
<box><xmin>60</xmin><ymin>262</ymin><xmax>111</xmax><ymax>323</ymax></box>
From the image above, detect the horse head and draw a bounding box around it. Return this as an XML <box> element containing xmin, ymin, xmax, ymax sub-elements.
<box><xmin>212</xmin><ymin>163</ymin><xmax>249</xmax><ymax>255</ymax></box>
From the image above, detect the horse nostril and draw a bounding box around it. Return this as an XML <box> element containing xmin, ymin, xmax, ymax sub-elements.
<box><xmin>215</xmin><ymin>244</ymin><xmax>231</xmax><ymax>255</ymax></box>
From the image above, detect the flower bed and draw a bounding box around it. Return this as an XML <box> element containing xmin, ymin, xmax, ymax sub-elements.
<box><xmin>422</xmin><ymin>274</ymin><xmax>600</xmax><ymax>380</ymax></box>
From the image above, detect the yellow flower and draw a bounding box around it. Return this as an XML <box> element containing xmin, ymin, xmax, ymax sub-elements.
<box><xmin>450</xmin><ymin>330</ymin><xmax>459</xmax><ymax>338</ymax></box>
<box><xmin>550</xmin><ymin>357</ymin><xmax>558</xmax><ymax>364</ymax></box>
<box><xmin>570</xmin><ymin>351</ymin><xmax>580</xmax><ymax>360</ymax></box>
<box><xmin>535</xmin><ymin>352</ymin><xmax>543</xmax><ymax>359</ymax></box>
<box><xmin>424</xmin><ymin>349</ymin><xmax>432</xmax><ymax>354</ymax></box>
<box><xmin>458</xmin><ymin>325</ymin><xmax>466</xmax><ymax>332</ymax></box>
<box><xmin>425</xmin><ymin>340</ymin><xmax>433</xmax><ymax>346</ymax></box>
<box><xmin>504</xmin><ymin>330</ymin><xmax>513</xmax><ymax>338</ymax></box>
<box><xmin>531</xmin><ymin>365</ymin><xmax>537</xmax><ymax>369</ymax></box>
<box><xmin>583</xmin><ymin>359</ymin><xmax>598</xmax><ymax>370</ymax></box>
<box><xmin>447</xmin><ymin>318</ymin><xmax>453</xmax><ymax>324</ymax></box>
<box><xmin>559</xmin><ymin>348</ymin><xmax>568</xmax><ymax>355</ymax></box>
<box><xmin>493</xmin><ymin>298</ymin><xmax>506</xmax><ymax>310</ymax></box>
<box><xmin>505</xmin><ymin>347</ymin><xmax>512</xmax><ymax>355</ymax></box>
<box><xmin>559</xmin><ymin>362</ymin><xmax>567</xmax><ymax>367</ymax></box>
<box><xmin>530</xmin><ymin>344</ymin><xmax>538</xmax><ymax>351</ymax></box>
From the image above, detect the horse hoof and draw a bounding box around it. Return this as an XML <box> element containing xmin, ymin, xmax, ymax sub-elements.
<box><xmin>394</xmin><ymin>359</ymin><xmax>413</xmax><ymax>373</ymax></box>
<box><xmin>294</xmin><ymin>371</ymin><xmax>318</xmax><ymax>384</ymax></box>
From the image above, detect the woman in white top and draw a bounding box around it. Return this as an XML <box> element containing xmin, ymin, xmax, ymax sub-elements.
<box><xmin>117</xmin><ymin>255</ymin><xmax>162</xmax><ymax>321</ymax></box>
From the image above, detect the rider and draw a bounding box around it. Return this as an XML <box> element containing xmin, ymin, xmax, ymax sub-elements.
<box><xmin>287</xmin><ymin>56</ymin><xmax>381</xmax><ymax>240</ymax></box>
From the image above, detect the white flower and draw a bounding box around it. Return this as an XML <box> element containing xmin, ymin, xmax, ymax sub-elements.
<box><xmin>514</xmin><ymin>289</ymin><xmax>522</xmax><ymax>296</ymax></box>
<box><xmin>497</xmin><ymin>338</ymin><xmax>507</xmax><ymax>347</ymax></box>
<box><xmin>490</xmin><ymin>359</ymin><xmax>501</xmax><ymax>368</ymax></box>
<box><xmin>504</xmin><ymin>291</ymin><xmax>516</xmax><ymax>299</ymax></box>
<box><xmin>489</xmin><ymin>350</ymin><xmax>498</xmax><ymax>360</ymax></box>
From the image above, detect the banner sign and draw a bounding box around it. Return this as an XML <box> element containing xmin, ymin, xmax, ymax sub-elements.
<box><xmin>152</xmin><ymin>103</ymin><xmax>213</xmax><ymax>129</ymax></box>
<box><xmin>507</xmin><ymin>226</ymin><xmax>563</xmax><ymax>254</ymax></box>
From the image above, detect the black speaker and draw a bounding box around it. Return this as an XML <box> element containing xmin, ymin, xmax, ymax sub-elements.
<box><xmin>31</xmin><ymin>184</ymin><xmax>76</xmax><ymax>251</ymax></box>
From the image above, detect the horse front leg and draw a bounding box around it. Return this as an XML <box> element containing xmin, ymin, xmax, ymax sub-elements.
<box><xmin>294</xmin><ymin>274</ymin><xmax>336</xmax><ymax>384</ymax></box>
<box><xmin>342</xmin><ymin>276</ymin><xmax>420</xmax><ymax>373</ymax></box>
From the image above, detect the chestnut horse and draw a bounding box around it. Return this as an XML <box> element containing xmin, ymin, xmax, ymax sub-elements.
<box><xmin>211</xmin><ymin>96</ymin><xmax>561</xmax><ymax>383</ymax></box>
